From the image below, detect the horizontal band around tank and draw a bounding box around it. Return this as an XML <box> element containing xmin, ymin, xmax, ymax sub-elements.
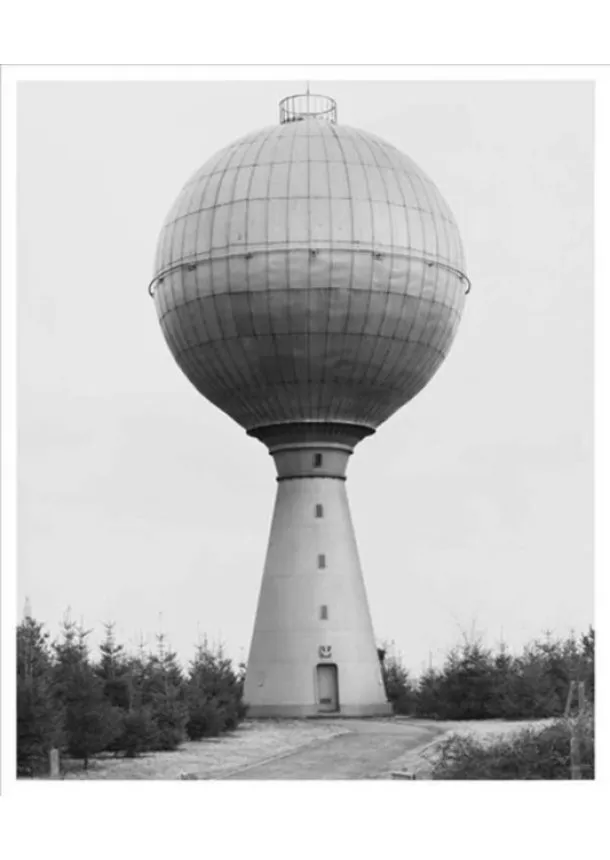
<box><xmin>277</xmin><ymin>474</ymin><xmax>347</xmax><ymax>482</ymax></box>
<box><xmin>157</xmin><ymin>285</ymin><xmax>463</xmax><ymax>327</ymax></box>
<box><xmin>173</xmin><ymin>327</ymin><xmax>452</xmax><ymax>364</ymax></box>
<box><xmin>148</xmin><ymin>247</ymin><xmax>471</xmax><ymax>297</ymax></box>
<box><xmin>248</xmin><ymin>420</ymin><xmax>375</xmax><ymax>445</ymax></box>
<box><xmin>177</xmin><ymin>156</ymin><xmax>448</xmax><ymax>197</ymax></box>
<box><xmin>268</xmin><ymin>441</ymin><xmax>355</xmax><ymax>453</ymax></box>
<box><xmin>163</xmin><ymin>198</ymin><xmax>456</xmax><ymax>229</ymax></box>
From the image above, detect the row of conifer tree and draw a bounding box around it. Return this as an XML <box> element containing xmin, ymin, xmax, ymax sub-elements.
<box><xmin>17</xmin><ymin>613</ymin><xmax>247</xmax><ymax>775</ymax></box>
<box><xmin>18</xmin><ymin>610</ymin><xmax>595</xmax><ymax>775</ymax></box>
<box><xmin>380</xmin><ymin>626</ymin><xmax>595</xmax><ymax>720</ymax></box>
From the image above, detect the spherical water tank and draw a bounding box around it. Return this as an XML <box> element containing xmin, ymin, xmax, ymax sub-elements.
<box><xmin>152</xmin><ymin>95</ymin><xmax>469</xmax><ymax>433</ymax></box>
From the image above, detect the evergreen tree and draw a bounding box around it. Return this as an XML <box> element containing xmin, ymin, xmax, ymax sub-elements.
<box><xmin>185</xmin><ymin>638</ymin><xmax>246</xmax><ymax>740</ymax></box>
<box><xmin>96</xmin><ymin>622</ymin><xmax>131</xmax><ymax>710</ymax></box>
<box><xmin>17</xmin><ymin>615</ymin><xmax>63</xmax><ymax>775</ymax></box>
<box><xmin>140</xmin><ymin>633</ymin><xmax>188</xmax><ymax>750</ymax></box>
<box><xmin>107</xmin><ymin>639</ymin><xmax>161</xmax><ymax>758</ymax></box>
<box><xmin>52</xmin><ymin>615</ymin><xmax>121</xmax><ymax>769</ymax></box>
<box><xmin>425</xmin><ymin>639</ymin><xmax>494</xmax><ymax>720</ymax></box>
<box><xmin>487</xmin><ymin>645</ymin><xmax>521</xmax><ymax>719</ymax></box>
<box><xmin>97</xmin><ymin>623</ymin><xmax>159</xmax><ymax>756</ymax></box>
<box><xmin>117</xmin><ymin>706</ymin><xmax>159</xmax><ymax>758</ymax></box>
<box><xmin>415</xmin><ymin>667</ymin><xmax>444</xmax><ymax>718</ymax></box>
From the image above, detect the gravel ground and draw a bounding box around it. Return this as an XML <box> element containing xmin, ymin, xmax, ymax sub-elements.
<box><xmin>225</xmin><ymin>719</ymin><xmax>440</xmax><ymax>780</ymax></box>
<box><xmin>62</xmin><ymin>719</ymin><xmax>349</xmax><ymax>780</ymax></box>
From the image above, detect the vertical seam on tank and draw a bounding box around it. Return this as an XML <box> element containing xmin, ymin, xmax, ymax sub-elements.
<box><xmin>241</xmin><ymin>126</ymin><xmax>282</xmax><ymax>426</ymax></box>
<box><xmin>406</xmin><ymin>163</ymin><xmax>429</xmax><ymax>356</ymax></box>
<box><xmin>174</xmin><ymin>151</ymin><xmax>224</xmax><ymax>403</ymax></box>
<box><xmin>305</xmin><ymin>122</ymin><xmax>314</xmax><ymax>421</ymax></box>
<box><xmin>182</xmin><ymin>147</ymin><xmax>243</xmax><ymax>416</ymax></box>
<box><xmin>427</xmin><ymin>271</ymin><xmax>451</xmax><ymax>359</ymax></box>
<box><xmin>369</xmin><ymin>157</ymin><xmax>430</xmax><ymax>414</ymax></box>
<box><xmin>361</xmin><ymin>142</ymin><xmax>412</xmax><ymax>423</ymax></box>
<box><xmin>284</xmin><ymin>121</ymin><xmax>301</xmax><ymax>402</ymax></box>
<box><xmin>179</xmin><ymin>149</ymin><xmax>223</xmax><ymax>388</ymax></box>
<box><xmin>434</xmin><ymin>299</ymin><xmax>462</xmax><ymax>372</ymax></box>
<box><xmin>400</xmin><ymin>173</ymin><xmax>444</xmax><ymax>393</ymax></box>
<box><xmin>427</xmin><ymin>187</ymin><xmax>454</xmax><ymax>358</ymax></box>
<box><xmin>206</xmin><ymin>143</ymin><xmax>258</xmax><ymax>423</ymax></box>
<box><xmin>381</xmin><ymin>144</ymin><xmax>414</xmax><ymax>343</ymax></box>
<box><xmin>225</xmin><ymin>134</ymin><xmax>271</xmax><ymax>426</ymax></box>
<box><xmin>430</xmin><ymin>272</ymin><xmax>454</xmax><ymax>360</ymax></box>
<box><xmin>349</xmin><ymin>129</ymin><xmax>377</xmax><ymax>402</ymax></box>
<box><xmin>317</xmin><ymin>123</ymin><xmax>334</xmax><ymax>423</ymax></box>
<box><xmin>351</xmin><ymin>129</ymin><xmax>399</xmax><ymax>424</ymax></box>
<box><xmin>261</xmin><ymin>127</ymin><xmax>289</xmax><ymax>424</ymax></box>
<box><xmin>196</xmin><ymin>144</ymin><xmax>269</xmax><ymax>423</ymax></box>
<box><xmin>327</xmin><ymin>123</ymin><xmax>357</xmax><ymax>423</ymax></box>
<box><xmin>407</xmin><ymin>275</ymin><xmax>462</xmax><ymax>402</ymax></box>
<box><xmin>431</xmin><ymin>197</ymin><xmax>463</xmax><ymax>361</ymax></box>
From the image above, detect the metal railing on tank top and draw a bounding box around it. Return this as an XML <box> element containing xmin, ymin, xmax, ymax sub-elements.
<box><xmin>279</xmin><ymin>93</ymin><xmax>337</xmax><ymax>124</ymax></box>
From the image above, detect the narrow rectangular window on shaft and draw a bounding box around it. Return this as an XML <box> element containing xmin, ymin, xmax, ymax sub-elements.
<box><xmin>320</xmin><ymin>605</ymin><xmax>328</xmax><ymax>620</ymax></box>
<box><xmin>315</xmin><ymin>504</ymin><xmax>323</xmax><ymax>518</ymax></box>
<box><xmin>313</xmin><ymin>453</ymin><xmax>323</xmax><ymax>468</ymax></box>
<box><xmin>318</xmin><ymin>554</ymin><xmax>326</xmax><ymax>569</ymax></box>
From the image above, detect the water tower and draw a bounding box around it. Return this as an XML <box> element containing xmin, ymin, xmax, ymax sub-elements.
<box><xmin>149</xmin><ymin>92</ymin><xmax>469</xmax><ymax>717</ymax></box>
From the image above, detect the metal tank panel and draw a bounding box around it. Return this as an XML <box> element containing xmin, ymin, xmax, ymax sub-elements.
<box><xmin>152</xmin><ymin>118</ymin><xmax>468</xmax><ymax>432</ymax></box>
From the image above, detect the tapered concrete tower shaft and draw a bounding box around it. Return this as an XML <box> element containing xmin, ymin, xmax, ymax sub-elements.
<box><xmin>243</xmin><ymin>424</ymin><xmax>391</xmax><ymax>717</ymax></box>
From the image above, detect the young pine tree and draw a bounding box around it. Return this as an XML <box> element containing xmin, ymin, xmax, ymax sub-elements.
<box><xmin>17</xmin><ymin>615</ymin><xmax>63</xmax><ymax>776</ymax></box>
<box><xmin>140</xmin><ymin>633</ymin><xmax>188</xmax><ymax>751</ymax></box>
<box><xmin>186</xmin><ymin>638</ymin><xmax>246</xmax><ymax>741</ymax></box>
<box><xmin>440</xmin><ymin>639</ymin><xmax>495</xmax><ymax>719</ymax></box>
<box><xmin>52</xmin><ymin>615</ymin><xmax>122</xmax><ymax>769</ymax></box>
<box><xmin>109</xmin><ymin>640</ymin><xmax>160</xmax><ymax>758</ymax></box>
<box><xmin>96</xmin><ymin>622</ymin><xmax>131</xmax><ymax>710</ymax></box>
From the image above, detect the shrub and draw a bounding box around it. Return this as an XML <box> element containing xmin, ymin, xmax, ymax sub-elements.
<box><xmin>430</xmin><ymin>711</ymin><xmax>594</xmax><ymax>780</ymax></box>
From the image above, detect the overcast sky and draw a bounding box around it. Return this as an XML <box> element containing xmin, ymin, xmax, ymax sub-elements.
<box><xmin>18</xmin><ymin>80</ymin><xmax>593</xmax><ymax>673</ymax></box>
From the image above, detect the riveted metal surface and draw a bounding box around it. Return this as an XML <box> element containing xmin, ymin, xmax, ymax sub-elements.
<box><xmin>153</xmin><ymin>119</ymin><xmax>467</xmax><ymax>432</ymax></box>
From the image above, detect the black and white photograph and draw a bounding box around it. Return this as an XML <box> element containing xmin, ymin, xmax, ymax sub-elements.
<box><xmin>12</xmin><ymin>75</ymin><xmax>595</xmax><ymax>779</ymax></box>
<box><xmin>1</xmin><ymin>56</ymin><xmax>606</xmax><ymax>860</ymax></box>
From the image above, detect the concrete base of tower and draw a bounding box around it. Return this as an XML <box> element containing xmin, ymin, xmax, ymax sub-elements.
<box><xmin>243</xmin><ymin>422</ymin><xmax>392</xmax><ymax>721</ymax></box>
<box><xmin>245</xmin><ymin>703</ymin><xmax>394</xmax><ymax>719</ymax></box>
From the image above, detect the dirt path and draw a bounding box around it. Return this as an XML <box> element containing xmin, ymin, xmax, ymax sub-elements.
<box><xmin>223</xmin><ymin>720</ymin><xmax>441</xmax><ymax>780</ymax></box>
<box><xmin>61</xmin><ymin>717</ymin><xmax>546</xmax><ymax>781</ymax></box>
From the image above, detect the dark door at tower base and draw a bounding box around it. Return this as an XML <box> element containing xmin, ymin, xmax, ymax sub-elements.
<box><xmin>316</xmin><ymin>663</ymin><xmax>339</xmax><ymax>712</ymax></box>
